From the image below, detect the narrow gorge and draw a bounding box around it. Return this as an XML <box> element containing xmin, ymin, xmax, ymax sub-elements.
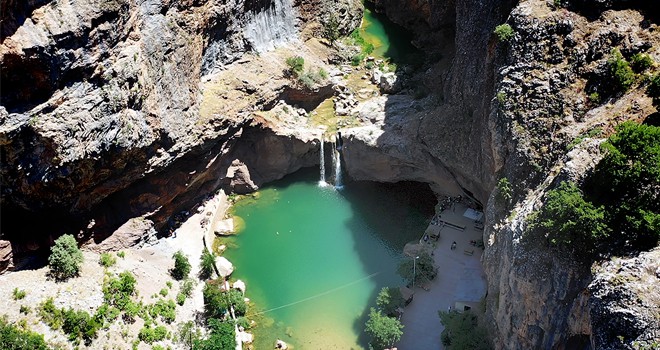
<box><xmin>1</xmin><ymin>0</ymin><xmax>659</xmax><ymax>349</ymax></box>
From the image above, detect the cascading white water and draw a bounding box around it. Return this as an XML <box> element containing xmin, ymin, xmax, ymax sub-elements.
<box><xmin>244</xmin><ymin>0</ymin><xmax>299</xmax><ymax>53</ymax></box>
<box><xmin>334</xmin><ymin>146</ymin><xmax>343</xmax><ymax>189</ymax></box>
<box><xmin>319</xmin><ymin>137</ymin><xmax>327</xmax><ymax>186</ymax></box>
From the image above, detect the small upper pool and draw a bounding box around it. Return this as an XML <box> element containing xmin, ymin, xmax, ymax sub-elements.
<box><xmin>359</xmin><ymin>1</ymin><xmax>420</xmax><ymax>63</ymax></box>
<box><xmin>222</xmin><ymin>168</ymin><xmax>435</xmax><ymax>349</ymax></box>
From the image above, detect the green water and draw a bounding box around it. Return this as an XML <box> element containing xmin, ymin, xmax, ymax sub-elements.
<box><xmin>359</xmin><ymin>2</ymin><xmax>420</xmax><ymax>63</ymax></box>
<box><xmin>223</xmin><ymin>168</ymin><xmax>434</xmax><ymax>349</ymax></box>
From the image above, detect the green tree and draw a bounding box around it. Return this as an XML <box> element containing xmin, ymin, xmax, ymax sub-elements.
<box><xmin>194</xmin><ymin>319</ymin><xmax>236</xmax><ymax>350</ymax></box>
<box><xmin>608</xmin><ymin>48</ymin><xmax>635</xmax><ymax>92</ymax></box>
<box><xmin>0</xmin><ymin>316</ymin><xmax>50</xmax><ymax>350</ymax></box>
<box><xmin>285</xmin><ymin>56</ymin><xmax>305</xmax><ymax>77</ymax></box>
<box><xmin>586</xmin><ymin>122</ymin><xmax>660</xmax><ymax>250</ymax></box>
<box><xmin>364</xmin><ymin>308</ymin><xmax>403</xmax><ymax>349</ymax></box>
<box><xmin>647</xmin><ymin>74</ymin><xmax>660</xmax><ymax>103</ymax></box>
<box><xmin>48</xmin><ymin>234</ymin><xmax>84</xmax><ymax>281</ymax></box>
<box><xmin>323</xmin><ymin>13</ymin><xmax>340</xmax><ymax>44</ymax></box>
<box><xmin>494</xmin><ymin>24</ymin><xmax>514</xmax><ymax>42</ymax></box>
<box><xmin>376</xmin><ymin>287</ymin><xmax>405</xmax><ymax>317</ymax></box>
<box><xmin>496</xmin><ymin>177</ymin><xmax>513</xmax><ymax>205</ymax></box>
<box><xmin>438</xmin><ymin>311</ymin><xmax>491</xmax><ymax>350</ymax></box>
<box><xmin>630</xmin><ymin>53</ymin><xmax>653</xmax><ymax>73</ymax></box>
<box><xmin>536</xmin><ymin>181</ymin><xmax>608</xmax><ymax>252</ymax></box>
<box><xmin>397</xmin><ymin>252</ymin><xmax>436</xmax><ymax>286</ymax></box>
<box><xmin>171</xmin><ymin>251</ymin><xmax>191</xmax><ymax>280</ymax></box>
<box><xmin>203</xmin><ymin>283</ymin><xmax>247</xmax><ymax>320</ymax></box>
<box><xmin>199</xmin><ymin>249</ymin><xmax>216</xmax><ymax>280</ymax></box>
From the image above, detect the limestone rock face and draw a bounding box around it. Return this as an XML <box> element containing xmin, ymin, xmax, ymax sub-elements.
<box><xmin>0</xmin><ymin>240</ymin><xmax>13</xmax><ymax>274</ymax></box>
<box><xmin>589</xmin><ymin>248</ymin><xmax>660</xmax><ymax>349</ymax></box>
<box><xmin>0</xmin><ymin>0</ymin><xmax>350</xmax><ymax>242</ymax></box>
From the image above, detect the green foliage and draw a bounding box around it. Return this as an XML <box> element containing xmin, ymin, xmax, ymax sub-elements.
<box><xmin>203</xmin><ymin>283</ymin><xmax>247</xmax><ymax>320</ymax></box>
<box><xmin>38</xmin><ymin>298</ymin><xmax>64</xmax><ymax>330</ymax></box>
<box><xmin>631</xmin><ymin>53</ymin><xmax>653</xmax><ymax>73</ymax></box>
<box><xmin>117</xmin><ymin>251</ymin><xmax>126</xmax><ymax>259</ymax></box>
<box><xmin>647</xmin><ymin>74</ymin><xmax>660</xmax><ymax>102</ymax></box>
<box><xmin>166</xmin><ymin>281</ymin><xmax>173</xmax><ymax>289</ymax></box>
<box><xmin>375</xmin><ymin>287</ymin><xmax>405</xmax><ymax>317</ymax></box>
<box><xmin>193</xmin><ymin>319</ymin><xmax>236</xmax><ymax>350</ymax></box>
<box><xmin>177</xmin><ymin>321</ymin><xmax>202</xmax><ymax>348</ymax></box>
<box><xmin>536</xmin><ymin>181</ymin><xmax>608</xmax><ymax>252</ymax></box>
<box><xmin>397</xmin><ymin>252</ymin><xmax>436</xmax><ymax>286</ymax></box>
<box><xmin>48</xmin><ymin>234</ymin><xmax>84</xmax><ymax>281</ymax></box>
<box><xmin>496</xmin><ymin>177</ymin><xmax>513</xmax><ymax>205</ymax></box>
<box><xmin>19</xmin><ymin>305</ymin><xmax>31</xmax><ymax>315</ymax></box>
<box><xmin>494</xmin><ymin>24</ymin><xmax>514</xmax><ymax>42</ymax></box>
<box><xmin>61</xmin><ymin>308</ymin><xmax>100</xmax><ymax>344</ymax></box>
<box><xmin>0</xmin><ymin>316</ymin><xmax>50</xmax><ymax>350</ymax></box>
<box><xmin>103</xmin><ymin>271</ymin><xmax>137</xmax><ymax>310</ymax></box>
<box><xmin>364</xmin><ymin>308</ymin><xmax>403</xmax><ymax>349</ymax></box>
<box><xmin>171</xmin><ymin>251</ymin><xmax>191</xmax><ymax>281</ymax></box>
<box><xmin>285</xmin><ymin>56</ymin><xmax>305</xmax><ymax>77</ymax></box>
<box><xmin>148</xmin><ymin>299</ymin><xmax>177</xmax><ymax>324</ymax></box>
<box><xmin>496</xmin><ymin>92</ymin><xmax>506</xmax><ymax>104</ymax></box>
<box><xmin>99</xmin><ymin>253</ymin><xmax>116</xmax><ymax>267</ymax></box>
<box><xmin>586</xmin><ymin>122</ymin><xmax>660</xmax><ymax>250</ymax></box>
<box><xmin>351</xmin><ymin>54</ymin><xmax>365</xmax><ymax>66</ymax></box>
<box><xmin>138</xmin><ymin>325</ymin><xmax>168</xmax><ymax>344</ymax></box>
<box><xmin>567</xmin><ymin>127</ymin><xmax>603</xmax><ymax>150</ymax></box>
<box><xmin>438</xmin><ymin>311</ymin><xmax>492</xmax><ymax>350</ymax></box>
<box><xmin>12</xmin><ymin>288</ymin><xmax>26</xmax><ymax>300</ymax></box>
<box><xmin>199</xmin><ymin>249</ymin><xmax>216</xmax><ymax>280</ymax></box>
<box><xmin>589</xmin><ymin>92</ymin><xmax>601</xmax><ymax>105</ymax></box>
<box><xmin>318</xmin><ymin>68</ymin><xmax>328</xmax><ymax>79</ymax></box>
<box><xmin>159</xmin><ymin>288</ymin><xmax>168</xmax><ymax>297</ymax></box>
<box><xmin>323</xmin><ymin>13</ymin><xmax>340</xmax><ymax>44</ymax></box>
<box><xmin>608</xmin><ymin>48</ymin><xmax>635</xmax><ymax>92</ymax></box>
<box><xmin>176</xmin><ymin>279</ymin><xmax>195</xmax><ymax>306</ymax></box>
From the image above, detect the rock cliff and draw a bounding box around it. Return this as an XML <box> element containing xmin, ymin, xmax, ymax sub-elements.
<box><xmin>1</xmin><ymin>0</ymin><xmax>659</xmax><ymax>348</ymax></box>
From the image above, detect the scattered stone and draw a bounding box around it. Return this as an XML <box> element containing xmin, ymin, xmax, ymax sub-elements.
<box><xmin>215</xmin><ymin>218</ymin><xmax>235</xmax><ymax>236</ymax></box>
<box><xmin>216</xmin><ymin>256</ymin><xmax>234</xmax><ymax>277</ymax></box>
<box><xmin>379</xmin><ymin>72</ymin><xmax>401</xmax><ymax>94</ymax></box>
<box><xmin>275</xmin><ymin>339</ymin><xmax>288</xmax><ymax>349</ymax></box>
<box><xmin>233</xmin><ymin>279</ymin><xmax>246</xmax><ymax>294</ymax></box>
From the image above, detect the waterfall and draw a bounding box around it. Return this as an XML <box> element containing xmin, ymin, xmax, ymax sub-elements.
<box><xmin>334</xmin><ymin>144</ymin><xmax>343</xmax><ymax>190</ymax></box>
<box><xmin>244</xmin><ymin>0</ymin><xmax>299</xmax><ymax>53</ymax></box>
<box><xmin>319</xmin><ymin>136</ymin><xmax>327</xmax><ymax>186</ymax></box>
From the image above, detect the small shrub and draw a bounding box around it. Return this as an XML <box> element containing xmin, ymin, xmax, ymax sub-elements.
<box><xmin>103</xmin><ymin>271</ymin><xmax>137</xmax><ymax>310</ymax></box>
<box><xmin>318</xmin><ymin>68</ymin><xmax>328</xmax><ymax>79</ymax></box>
<box><xmin>647</xmin><ymin>74</ymin><xmax>660</xmax><ymax>101</ymax></box>
<box><xmin>12</xmin><ymin>288</ymin><xmax>26</xmax><ymax>300</ymax></box>
<box><xmin>494</xmin><ymin>24</ymin><xmax>514</xmax><ymax>42</ymax></box>
<box><xmin>589</xmin><ymin>92</ymin><xmax>601</xmax><ymax>105</ymax></box>
<box><xmin>496</xmin><ymin>92</ymin><xmax>506</xmax><ymax>104</ymax></box>
<box><xmin>199</xmin><ymin>249</ymin><xmax>216</xmax><ymax>280</ymax></box>
<box><xmin>148</xmin><ymin>299</ymin><xmax>176</xmax><ymax>324</ymax></box>
<box><xmin>117</xmin><ymin>251</ymin><xmax>126</xmax><ymax>259</ymax></box>
<box><xmin>285</xmin><ymin>56</ymin><xmax>305</xmax><ymax>76</ymax></box>
<box><xmin>323</xmin><ymin>13</ymin><xmax>340</xmax><ymax>44</ymax></box>
<box><xmin>631</xmin><ymin>53</ymin><xmax>653</xmax><ymax>72</ymax></box>
<box><xmin>38</xmin><ymin>298</ymin><xmax>64</xmax><ymax>330</ymax></box>
<box><xmin>19</xmin><ymin>305</ymin><xmax>31</xmax><ymax>315</ymax></box>
<box><xmin>351</xmin><ymin>54</ymin><xmax>365</xmax><ymax>66</ymax></box>
<box><xmin>171</xmin><ymin>251</ymin><xmax>191</xmax><ymax>281</ymax></box>
<box><xmin>496</xmin><ymin>177</ymin><xmax>513</xmax><ymax>205</ymax></box>
<box><xmin>166</xmin><ymin>281</ymin><xmax>173</xmax><ymax>289</ymax></box>
<box><xmin>159</xmin><ymin>288</ymin><xmax>168</xmax><ymax>297</ymax></box>
<box><xmin>138</xmin><ymin>325</ymin><xmax>168</xmax><ymax>344</ymax></box>
<box><xmin>0</xmin><ymin>316</ymin><xmax>50</xmax><ymax>350</ymax></box>
<box><xmin>608</xmin><ymin>48</ymin><xmax>635</xmax><ymax>92</ymax></box>
<box><xmin>99</xmin><ymin>253</ymin><xmax>116</xmax><ymax>267</ymax></box>
<box><xmin>299</xmin><ymin>72</ymin><xmax>316</xmax><ymax>89</ymax></box>
<box><xmin>61</xmin><ymin>308</ymin><xmax>100</xmax><ymax>344</ymax></box>
<box><xmin>48</xmin><ymin>234</ymin><xmax>84</xmax><ymax>281</ymax></box>
<box><xmin>176</xmin><ymin>293</ymin><xmax>186</xmax><ymax>306</ymax></box>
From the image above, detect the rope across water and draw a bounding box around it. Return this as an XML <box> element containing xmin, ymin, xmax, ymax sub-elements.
<box><xmin>246</xmin><ymin>271</ymin><xmax>381</xmax><ymax>317</ymax></box>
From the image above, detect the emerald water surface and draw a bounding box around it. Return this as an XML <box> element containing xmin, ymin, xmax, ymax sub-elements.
<box><xmin>223</xmin><ymin>168</ymin><xmax>434</xmax><ymax>349</ymax></box>
<box><xmin>360</xmin><ymin>2</ymin><xmax>419</xmax><ymax>63</ymax></box>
